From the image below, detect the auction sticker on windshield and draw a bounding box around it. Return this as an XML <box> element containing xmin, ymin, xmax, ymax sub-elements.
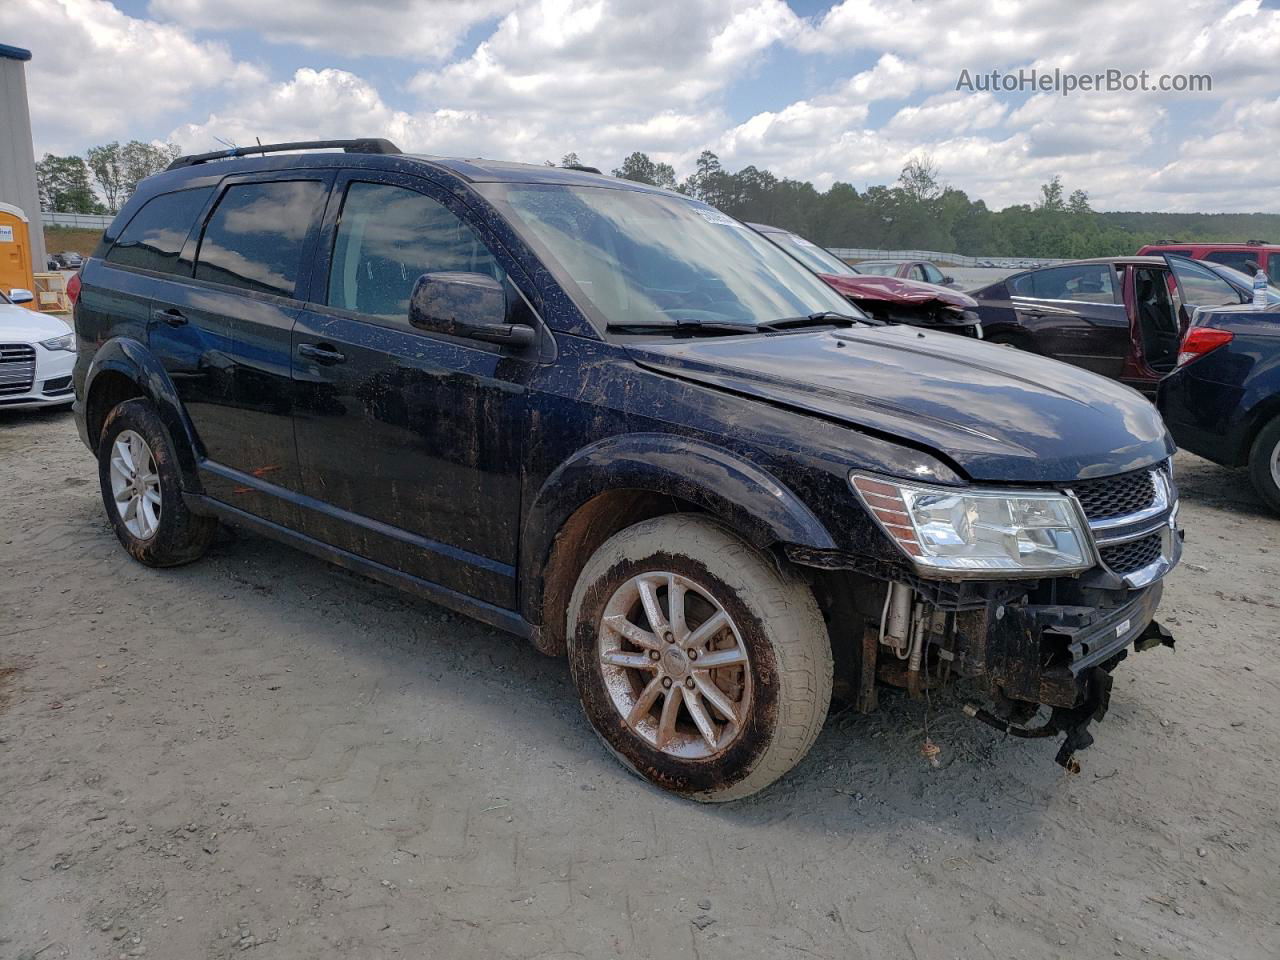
<box><xmin>696</xmin><ymin>207</ymin><xmax>742</xmax><ymax>227</ymax></box>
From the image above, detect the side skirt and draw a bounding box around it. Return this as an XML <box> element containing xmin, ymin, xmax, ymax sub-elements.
<box><xmin>184</xmin><ymin>493</ymin><xmax>532</xmax><ymax>640</ymax></box>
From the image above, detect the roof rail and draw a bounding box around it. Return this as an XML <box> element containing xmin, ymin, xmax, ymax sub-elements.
<box><xmin>167</xmin><ymin>138</ymin><xmax>402</xmax><ymax>171</ymax></box>
<box><xmin>561</xmin><ymin>163</ymin><xmax>603</xmax><ymax>174</ymax></box>
<box><xmin>1246</xmin><ymin>239</ymin><xmax>1271</xmax><ymax>246</ymax></box>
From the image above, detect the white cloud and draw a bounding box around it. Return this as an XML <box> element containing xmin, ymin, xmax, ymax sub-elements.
<box><xmin>0</xmin><ymin>0</ymin><xmax>263</xmax><ymax>153</ymax></box>
<box><xmin>11</xmin><ymin>0</ymin><xmax>1280</xmax><ymax>213</ymax></box>
<box><xmin>885</xmin><ymin>92</ymin><xmax>1007</xmax><ymax>137</ymax></box>
<box><xmin>148</xmin><ymin>0</ymin><xmax>520</xmax><ymax>60</ymax></box>
<box><xmin>411</xmin><ymin>0</ymin><xmax>800</xmax><ymax>112</ymax></box>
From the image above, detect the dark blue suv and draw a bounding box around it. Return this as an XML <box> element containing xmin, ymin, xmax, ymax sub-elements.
<box><xmin>72</xmin><ymin>140</ymin><xmax>1181</xmax><ymax>799</ymax></box>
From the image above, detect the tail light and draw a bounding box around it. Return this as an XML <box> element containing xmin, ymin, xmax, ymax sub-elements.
<box><xmin>1177</xmin><ymin>327</ymin><xmax>1232</xmax><ymax>367</ymax></box>
<box><xmin>66</xmin><ymin>273</ymin><xmax>81</xmax><ymax>306</ymax></box>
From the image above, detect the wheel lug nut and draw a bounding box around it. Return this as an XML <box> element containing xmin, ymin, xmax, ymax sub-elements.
<box><xmin>661</xmin><ymin>677</ymin><xmax>673</xmax><ymax>689</ymax></box>
<box><xmin>687</xmin><ymin>649</ymin><xmax>698</xmax><ymax>660</ymax></box>
<box><xmin>664</xmin><ymin>631</ymin><xmax>675</xmax><ymax>643</ymax></box>
<box><xmin>648</xmin><ymin>650</ymin><xmax>660</xmax><ymax>661</ymax></box>
<box><xmin>684</xmin><ymin>677</ymin><xmax>695</xmax><ymax>689</ymax></box>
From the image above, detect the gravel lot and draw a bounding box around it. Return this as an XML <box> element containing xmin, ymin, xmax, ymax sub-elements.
<box><xmin>2</xmin><ymin>407</ymin><xmax>1278</xmax><ymax>960</ymax></box>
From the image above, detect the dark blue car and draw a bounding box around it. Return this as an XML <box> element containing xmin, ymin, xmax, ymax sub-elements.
<box><xmin>71</xmin><ymin>139</ymin><xmax>1182</xmax><ymax>799</ymax></box>
<box><xmin>1158</xmin><ymin>258</ymin><xmax>1280</xmax><ymax>513</ymax></box>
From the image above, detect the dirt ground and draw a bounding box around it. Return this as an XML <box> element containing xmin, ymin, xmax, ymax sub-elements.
<box><xmin>2</xmin><ymin>407</ymin><xmax>1278</xmax><ymax>960</ymax></box>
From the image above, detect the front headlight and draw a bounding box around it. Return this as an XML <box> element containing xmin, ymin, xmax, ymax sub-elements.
<box><xmin>851</xmin><ymin>473</ymin><xmax>1093</xmax><ymax>577</ymax></box>
<box><xmin>39</xmin><ymin>332</ymin><xmax>75</xmax><ymax>352</ymax></box>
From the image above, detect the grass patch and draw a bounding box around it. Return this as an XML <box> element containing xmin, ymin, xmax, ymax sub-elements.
<box><xmin>44</xmin><ymin>226</ymin><xmax>104</xmax><ymax>259</ymax></box>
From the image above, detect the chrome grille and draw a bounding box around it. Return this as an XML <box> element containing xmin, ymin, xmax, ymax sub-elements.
<box><xmin>0</xmin><ymin>343</ymin><xmax>36</xmax><ymax>396</ymax></box>
<box><xmin>1099</xmin><ymin>532</ymin><xmax>1164</xmax><ymax>575</ymax></box>
<box><xmin>1073</xmin><ymin>469</ymin><xmax>1157</xmax><ymax>523</ymax></box>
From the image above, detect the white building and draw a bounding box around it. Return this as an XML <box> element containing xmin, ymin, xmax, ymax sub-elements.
<box><xmin>0</xmin><ymin>44</ymin><xmax>47</xmax><ymax>269</ymax></box>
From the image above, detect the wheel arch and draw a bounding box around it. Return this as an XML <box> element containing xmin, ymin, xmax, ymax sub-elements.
<box><xmin>83</xmin><ymin>338</ymin><xmax>203</xmax><ymax>492</ymax></box>
<box><xmin>1241</xmin><ymin>390</ymin><xmax>1280</xmax><ymax>466</ymax></box>
<box><xmin>520</xmin><ymin>433</ymin><xmax>836</xmax><ymax>656</ymax></box>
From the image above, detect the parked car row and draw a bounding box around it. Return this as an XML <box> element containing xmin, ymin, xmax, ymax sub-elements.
<box><xmin>68</xmin><ymin>139</ymin><xmax>1183</xmax><ymax>800</ymax></box>
<box><xmin>46</xmin><ymin>251</ymin><xmax>83</xmax><ymax>271</ymax></box>
<box><xmin>748</xmin><ymin>223</ymin><xmax>982</xmax><ymax>335</ymax></box>
<box><xmin>959</xmin><ymin>253</ymin><xmax>1280</xmax><ymax>509</ymax></box>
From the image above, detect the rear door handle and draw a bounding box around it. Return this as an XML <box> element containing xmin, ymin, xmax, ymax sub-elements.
<box><xmin>298</xmin><ymin>343</ymin><xmax>346</xmax><ymax>365</ymax></box>
<box><xmin>151</xmin><ymin>307</ymin><xmax>187</xmax><ymax>327</ymax></box>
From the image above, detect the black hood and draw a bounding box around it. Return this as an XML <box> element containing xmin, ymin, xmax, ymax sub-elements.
<box><xmin>628</xmin><ymin>325</ymin><xmax>1173</xmax><ymax>483</ymax></box>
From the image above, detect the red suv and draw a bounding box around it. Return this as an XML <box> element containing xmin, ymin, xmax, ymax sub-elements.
<box><xmin>1137</xmin><ymin>241</ymin><xmax>1280</xmax><ymax>283</ymax></box>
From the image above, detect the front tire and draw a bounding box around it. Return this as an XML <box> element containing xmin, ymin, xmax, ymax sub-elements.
<box><xmin>566</xmin><ymin>515</ymin><xmax>832</xmax><ymax>802</ymax></box>
<box><xmin>97</xmin><ymin>398</ymin><xmax>216</xmax><ymax>566</ymax></box>
<box><xmin>1248</xmin><ymin>416</ymin><xmax>1280</xmax><ymax>514</ymax></box>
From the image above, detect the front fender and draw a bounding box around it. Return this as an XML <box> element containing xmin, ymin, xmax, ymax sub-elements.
<box><xmin>519</xmin><ymin>432</ymin><xmax>836</xmax><ymax>624</ymax></box>
<box><xmin>82</xmin><ymin>337</ymin><xmax>203</xmax><ymax>491</ymax></box>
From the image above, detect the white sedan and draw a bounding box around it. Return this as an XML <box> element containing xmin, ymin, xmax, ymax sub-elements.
<box><xmin>0</xmin><ymin>287</ymin><xmax>76</xmax><ymax>409</ymax></box>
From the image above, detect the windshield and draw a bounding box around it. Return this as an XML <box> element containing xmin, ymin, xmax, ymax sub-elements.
<box><xmin>763</xmin><ymin>231</ymin><xmax>859</xmax><ymax>277</ymax></box>
<box><xmin>487</xmin><ymin>184</ymin><xmax>857</xmax><ymax>332</ymax></box>
<box><xmin>1207</xmin><ymin>262</ymin><xmax>1280</xmax><ymax>302</ymax></box>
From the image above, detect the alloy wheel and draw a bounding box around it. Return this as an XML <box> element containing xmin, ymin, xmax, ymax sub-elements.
<box><xmin>109</xmin><ymin>429</ymin><xmax>162</xmax><ymax>540</ymax></box>
<box><xmin>597</xmin><ymin>571</ymin><xmax>752</xmax><ymax>759</ymax></box>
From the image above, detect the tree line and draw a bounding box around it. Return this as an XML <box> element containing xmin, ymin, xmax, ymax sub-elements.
<box><xmin>589</xmin><ymin>150</ymin><xmax>1279</xmax><ymax>259</ymax></box>
<box><xmin>37</xmin><ymin>140</ymin><xmax>1279</xmax><ymax>259</ymax></box>
<box><xmin>36</xmin><ymin>141</ymin><xmax>180</xmax><ymax>216</ymax></box>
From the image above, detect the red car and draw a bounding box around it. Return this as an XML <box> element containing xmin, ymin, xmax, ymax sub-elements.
<box><xmin>1137</xmin><ymin>240</ymin><xmax>1280</xmax><ymax>283</ymax></box>
<box><xmin>750</xmin><ymin>224</ymin><xmax>982</xmax><ymax>336</ymax></box>
<box><xmin>853</xmin><ymin>258</ymin><xmax>962</xmax><ymax>289</ymax></box>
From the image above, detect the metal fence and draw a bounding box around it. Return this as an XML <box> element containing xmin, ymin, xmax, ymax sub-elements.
<box><xmin>45</xmin><ymin>211</ymin><xmax>113</xmax><ymax>229</ymax></box>
<box><xmin>829</xmin><ymin>247</ymin><xmax>1069</xmax><ymax>270</ymax></box>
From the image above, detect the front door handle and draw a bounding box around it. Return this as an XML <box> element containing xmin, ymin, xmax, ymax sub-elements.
<box><xmin>298</xmin><ymin>342</ymin><xmax>346</xmax><ymax>365</ymax></box>
<box><xmin>151</xmin><ymin>307</ymin><xmax>187</xmax><ymax>327</ymax></box>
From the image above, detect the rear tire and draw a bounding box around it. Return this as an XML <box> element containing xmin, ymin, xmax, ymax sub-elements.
<box><xmin>566</xmin><ymin>515</ymin><xmax>832</xmax><ymax>802</ymax></box>
<box><xmin>97</xmin><ymin>398</ymin><xmax>216</xmax><ymax>567</ymax></box>
<box><xmin>1247</xmin><ymin>416</ymin><xmax>1280</xmax><ymax>514</ymax></box>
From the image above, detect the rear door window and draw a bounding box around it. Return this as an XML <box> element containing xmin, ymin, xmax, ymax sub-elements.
<box><xmin>194</xmin><ymin>181</ymin><xmax>327</xmax><ymax>298</ymax></box>
<box><xmin>104</xmin><ymin>188</ymin><xmax>213</xmax><ymax>274</ymax></box>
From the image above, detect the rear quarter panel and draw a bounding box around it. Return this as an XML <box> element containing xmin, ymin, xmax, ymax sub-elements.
<box><xmin>1159</xmin><ymin>309</ymin><xmax>1280</xmax><ymax>465</ymax></box>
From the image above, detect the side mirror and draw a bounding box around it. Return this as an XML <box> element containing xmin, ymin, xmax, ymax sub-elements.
<box><xmin>408</xmin><ymin>272</ymin><xmax>535</xmax><ymax>349</ymax></box>
<box><xmin>8</xmin><ymin>288</ymin><xmax>34</xmax><ymax>305</ymax></box>
<box><xmin>942</xmin><ymin>275</ymin><xmax>955</xmax><ymax>285</ymax></box>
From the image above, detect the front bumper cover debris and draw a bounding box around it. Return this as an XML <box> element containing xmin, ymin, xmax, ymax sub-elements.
<box><xmin>964</xmin><ymin>617</ymin><xmax>1175</xmax><ymax>771</ymax></box>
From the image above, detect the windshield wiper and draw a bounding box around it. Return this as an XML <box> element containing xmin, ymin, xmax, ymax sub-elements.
<box><xmin>757</xmin><ymin>311</ymin><xmax>883</xmax><ymax>330</ymax></box>
<box><xmin>605</xmin><ymin>318</ymin><xmax>760</xmax><ymax>335</ymax></box>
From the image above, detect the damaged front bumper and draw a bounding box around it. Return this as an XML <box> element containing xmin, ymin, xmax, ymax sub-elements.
<box><xmin>956</xmin><ymin>587</ymin><xmax>1175</xmax><ymax>771</ymax></box>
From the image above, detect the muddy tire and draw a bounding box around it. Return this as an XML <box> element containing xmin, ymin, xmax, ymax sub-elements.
<box><xmin>566</xmin><ymin>515</ymin><xmax>832</xmax><ymax>802</ymax></box>
<box><xmin>97</xmin><ymin>398</ymin><xmax>217</xmax><ymax>567</ymax></box>
<box><xmin>1248</xmin><ymin>416</ymin><xmax>1280</xmax><ymax>514</ymax></box>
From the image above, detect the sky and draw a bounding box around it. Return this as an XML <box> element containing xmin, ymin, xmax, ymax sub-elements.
<box><xmin>3</xmin><ymin>0</ymin><xmax>1280</xmax><ymax>213</ymax></box>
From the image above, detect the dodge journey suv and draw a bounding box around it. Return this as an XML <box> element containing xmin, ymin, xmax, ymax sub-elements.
<box><xmin>72</xmin><ymin>139</ymin><xmax>1181</xmax><ymax>800</ymax></box>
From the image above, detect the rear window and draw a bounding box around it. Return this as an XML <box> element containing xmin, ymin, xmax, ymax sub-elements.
<box><xmin>194</xmin><ymin>181</ymin><xmax>327</xmax><ymax>298</ymax></box>
<box><xmin>1012</xmin><ymin>264</ymin><xmax>1116</xmax><ymax>302</ymax></box>
<box><xmin>1204</xmin><ymin>250</ymin><xmax>1264</xmax><ymax>275</ymax></box>
<box><xmin>104</xmin><ymin>188</ymin><xmax>213</xmax><ymax>274</ymax></box>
